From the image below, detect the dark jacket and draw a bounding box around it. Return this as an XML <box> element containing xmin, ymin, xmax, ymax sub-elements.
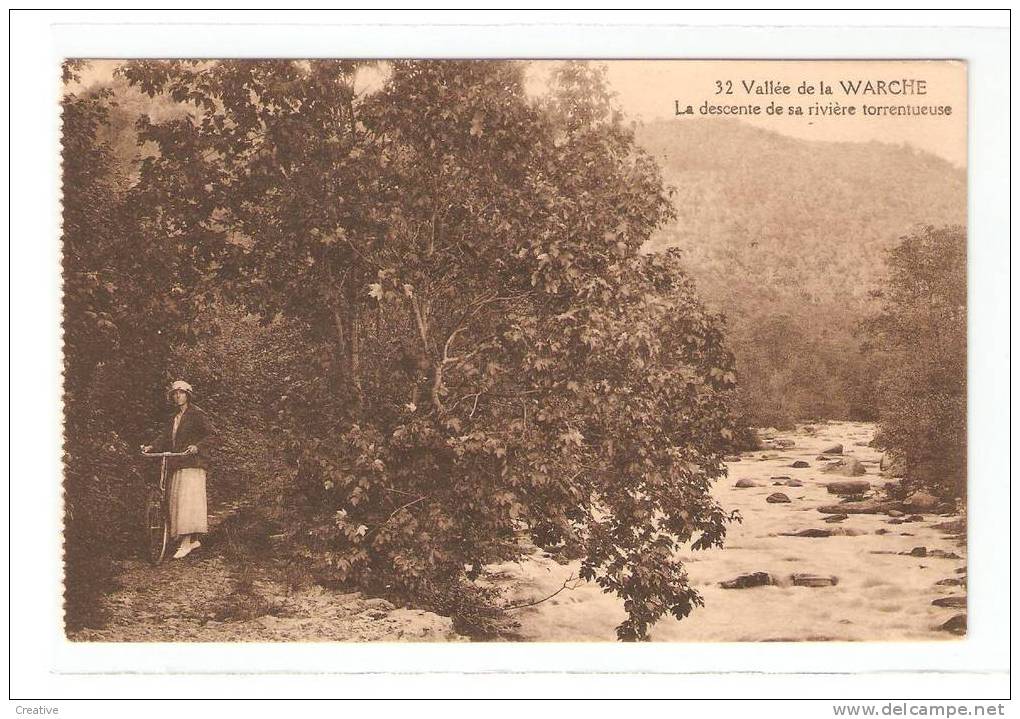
<box><xmin>151</xmin><ymin>404</ymin><xmax>214</xmax><ymax>472</ymax></box>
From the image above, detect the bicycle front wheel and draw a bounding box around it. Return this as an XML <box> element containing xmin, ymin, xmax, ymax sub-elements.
<box><xmin>144</xmin><ymin>487</ymin><xmax>169</xmax><ymax>565</ymax></box>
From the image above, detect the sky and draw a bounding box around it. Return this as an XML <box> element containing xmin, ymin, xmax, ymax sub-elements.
<box><xmin>71</xmin><ymin>59</ymin><xmax>967</xmax><ymax>168</ymax></box>
<box><xmin>561</xmin><ymin>60</ymin><xmax>966</xmax><ymax>168</ymax></box>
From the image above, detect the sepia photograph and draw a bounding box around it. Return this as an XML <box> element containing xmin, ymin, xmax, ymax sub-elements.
<box><xmin>59</xmin><ymin>56</ymin><xmax>969</xmax><ymax>646</ymax></box>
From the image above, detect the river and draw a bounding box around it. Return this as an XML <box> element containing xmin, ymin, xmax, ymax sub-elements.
<box><xmin>493</xmin><ymin>421</ymin><xmax>966</xmax><ymax>642</ymax></box>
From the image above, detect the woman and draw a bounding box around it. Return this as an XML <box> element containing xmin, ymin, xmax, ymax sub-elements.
<box><xmin>142</xmin><ymin>380</ymin><xmax>212</xmax><ymax>559</ymax></box>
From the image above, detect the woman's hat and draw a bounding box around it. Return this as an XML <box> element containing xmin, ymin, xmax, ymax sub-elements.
<box><xmin>167</xmin><ymin>380</ymin><xmax>195</xmax><ymax>398</ymax></box>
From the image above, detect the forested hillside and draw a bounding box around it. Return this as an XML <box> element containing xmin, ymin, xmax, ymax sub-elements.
<box><xmin>635</xmin><ymin>119</ymin><xmax>967</xmax><ymax>426</ymax></box>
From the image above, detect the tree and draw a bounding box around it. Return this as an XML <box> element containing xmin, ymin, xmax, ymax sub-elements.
<box><xmin>864</xmin><ymin>225</ymin><xmax>967</xmax><ymax>498</ymax></box>
<box><xmin>119</xmin><ymin>59</ymin><xmax>739</xmax><ymax>639</ymax></box>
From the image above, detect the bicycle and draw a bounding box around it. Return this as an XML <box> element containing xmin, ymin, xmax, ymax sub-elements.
<box><xmin>140</xmin><ymin>450</ymin><xmax>191</xmax><ymax>564</ymax></box>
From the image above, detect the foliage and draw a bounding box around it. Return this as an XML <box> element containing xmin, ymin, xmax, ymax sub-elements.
<box><xmin>61</xmin><ymin>63</ymin><xmax>223</xmax><ymax>630</ymax></box>
<box><xmin>110</xmin><ymin>59</ymin><xmax>740</xmax><ymax>639</ymax></box>
<box><xmin>166</xmin><ymin>302</ymin><xmax>309</xmax><ymax>505</ymax></box>
<box><xmin>863</xmin><ymin>225</ymin><xmax>967</xmax><ymax>498</ymax></box>
<box><xmin>639</xmin><ymin>119</ymin><xmax>967</xmax><ymax>428</ymax></box>
<box><xmin>61</xmin><ymin>71</ymin><xmax>155</xmax><ymax>630</ymax></box>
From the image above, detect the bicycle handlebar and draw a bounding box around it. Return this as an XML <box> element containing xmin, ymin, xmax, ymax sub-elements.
<box><xmin>141</xmin><ymin>451</ymin><xmax>192</xmax><ymax>458</ymax></box>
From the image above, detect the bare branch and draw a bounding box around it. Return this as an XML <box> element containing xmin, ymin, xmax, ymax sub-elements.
<box><xmin>502</xmin><ymin>573</ymin><xmax>583</xmax><ymax>611</ymax></box>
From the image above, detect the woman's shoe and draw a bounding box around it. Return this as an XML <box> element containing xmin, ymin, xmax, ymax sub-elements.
<box><xmin>173</xmin><ymin>540</ymin><xmax>194</xmax><ymax>559</ymax></box>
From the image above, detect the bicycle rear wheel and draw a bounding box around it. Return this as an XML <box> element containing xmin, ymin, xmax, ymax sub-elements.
<box><xmin>144</xmin><ymin>487</ymin><xmax>169</xmax><ymax>564</ymax></box>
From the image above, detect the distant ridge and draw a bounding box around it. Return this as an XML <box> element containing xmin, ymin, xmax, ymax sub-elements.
<box><xmin>634</xmin><ymin>118</ymin><xmax>966</xmax><ymax>424</ymax></box>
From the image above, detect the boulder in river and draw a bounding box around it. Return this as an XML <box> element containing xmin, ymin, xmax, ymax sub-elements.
<box><xmin>824</xmin><ymin>513</ymin><xmax>849</xmax><ymax>523</ymax></box>
<box><xmin>783</xmin><ymin>527</ymin><xmax>863</xmax><ymax>538</ymax></box>
<box><xmin>899</xmin><ymin>547</ymin><xmax>963</xmax><ymax>560</ymax></box>
<box><xmin>720</xmin><ymin>572</ymin><xmax>775</xmax><ymax>589</ymax></box>
<box><xmin>783</xmin><ymin>478</ymin><xmax>804</xmax><ymax>487</ymax></box>
<box><xmin>791</xmin><ymin>460</ymin><xmax>810</xmax><ymax>468</ymax></box>
<box><xmin>821</xmin><ymin>457</ymin><xmax>866</xmax><ymax>476</ymax></box>
<box><xmin>931</xmin><ymin>519</ymin><xmax>966</xmax><ymax>534</ymax></box>
<box><xmin>903</xmin><ymin>491</ymin><xmax>939</xmax><ymax>512</ymax></box>
<box><xmin>932</xmin><ymin>596</ymin><xmax>967</xmax><ymax>609</ymax></box>
<box><xmin>818</xmin><ymin>500</ymin><xmax>903</xmax><ymax>515</ymax></box>
<box><xmin>938</xmin><ymin>614</ymin><xmax>967</xmax><ymax>636</ymax></box>
<box><xmin>820</xmin><ymin>443</ymin><xmax>843</xmax><ymax>455</ymax></box>
<box><xmin>766</xmin><ymin>492</ymin><xmax>791</xmax><ymax>504</ymax></box>
<box><xmin>723</xmin><ymin>455</ymin><xmax>742</xmax><ymax>462</ymax></box>
<box><xmin>791</xmin><ymin>573</ymin><xmax>839</xmax><ymax>588</ymax></box>
<box><xmin>734</xmin><ymin>479</ymin><xmax>761</xmax><ymax>488</ymax></box>
<box><xmin>774</xmin><ymin>439</ymin><xmax>796</xmax><ymax>448</ymax></box>
<box><xmin>784</xmin><ymin>528</ymin><xmax>834</xmax><ymax>538</ymax></box>
<box><xmin>825</xmin><ymin>480</ymin><xmax>871</xmax><ymax>496</ymax></box>
<box><xmin>935</xmin><ymin>577</ymin><xmax>966</xmax><ymax>586</ymax></box>
<box><xmin>887</xmin><ymin>509</ymin><xmax>905</xmax><ymax>517</ymax></box>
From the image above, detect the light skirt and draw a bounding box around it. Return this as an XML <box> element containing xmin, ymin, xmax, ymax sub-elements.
<box><xmin>169</xmin><ymin>468</ymin><xmax>208</xmax><ymax>537</ymax></box>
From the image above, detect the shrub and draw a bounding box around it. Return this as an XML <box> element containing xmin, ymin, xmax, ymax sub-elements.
<box><xmin>863</xmin><ymin>225</ymin><xmax>967</xmax><ymax>498</ymax></box>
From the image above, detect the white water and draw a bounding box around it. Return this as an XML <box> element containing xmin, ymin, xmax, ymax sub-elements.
<box><xmin>493</xmin><ymin>421</ymin><xmax>966</xmax><ymax>642</ymax></box>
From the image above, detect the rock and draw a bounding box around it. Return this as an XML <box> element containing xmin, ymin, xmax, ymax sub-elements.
<box><xmin>825</xmin><ymin>480</ymin><xmax>871</xmax><ymax>496</ymax></box>
<box><xmin>930</xmin><ymin>549</ymin><xmax>963</xmax><ymax>560</ymax></box>
<box><xmin>816</xmin><ymin>455</ymin><xmax>833</xmax><ymax>461</ymax></box>
<box><xmin>887</xmin><ymin>509</ymin><xmax>905</xmax><ymax>517</ymax></box>
<box><xmin>723</xmin><ymin>455</ymin><xmax>742</xmax><ymax>462</ymax></box>
<box><xmin>734</xmin><ymin>479</ymin><xmax>761</xmax><ymax>488</ymax></box>
<box><xmin>954</xmin><ymin>566</ymin><xmax>967</xmax><ymax>574</ymax></box>
<box><xmin>932</xmin><ymin>596</ymin><xmax>967</xmax><ymax>609</ymax></box>
<box><xmin>775</xmin><ymin>439</ymin><xmax>796</xmax><ymax>448</ymax></box>
<box><xmin>784</xmin><ymin>528</ymin><xmax>833</xmax><ymax>538</ymax></box>
<box><xmin>938</xmin><ymin>614</ymin><xmax>967</xmax><ymax>636</ymax></box>
<box><xmin>936</xmin><ymin>502</ymin><xmax>956</xmax><ymax>514</ymax></box>
<box><xmin>791</xmin><ymin>461</ymin><xmax>810</xmax><ymax>468</ymax></box>
<box><xmin>791</xmin><ymin>573</ymin><xmax>838</xmax><ymax>587</ymax></box>
<box><xmin>824</xmin><ymin>514</ymin><xmax>849</xmax><ymax>523</ymax></box>
<box><xmin>820</xmin><ymin>443</ymin><xmax>843</xmax><ymax>455</ymax></box>
<box><xmin>784</xmin><ymin>527</ymin><xmax>862</xmax><ymax>538</ymax></box>
<box><xmin>874</xmin><ymin>528</ymin><xmax>889</xmax><ymax>535</ymax></box>
<box><xmin>766</xmin><ymin>492</ymin><xmax>791</xmax><ymax>504</ymax></box>
<box><xmin>818</xmin><ymin>500</ymin><xmax>904</xmax><ymax>515</ymax></box>
<box><xmin>821</xmin><ymin>457</ymin><xmax>866</xmax><ymax>477</ymax></box>
<box><xmin>770</xmin><ymin>475</ymin><xmax>791</xmax><ymax>481</ymax></box>
<box><xmin>720</xmin><ymin>572</ymin><xmax>775</xmax><ymax>589</ymax></box>
<box><xmin>905</xmin><ymin>514</ymin><xmax>925</xmax><ymax>522</ymax></box>
<box><xmin>903</xmin><ymin>491</ymin><xmax>939</xmax><ymax>512</ymax></box>
<box><xmin>887</xmin><ymin>518</ymin><xmax>906</xmax><ymax>525</ymax></box>
<box><xmin>904</xmin><ymin>546</ymin><xmax>928</xmax><ymax>557</ymax></box>
<box><xmin>936</xmin><ymin>578</ymin><xmax>965</xmax><ymax>586</ymax></box>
